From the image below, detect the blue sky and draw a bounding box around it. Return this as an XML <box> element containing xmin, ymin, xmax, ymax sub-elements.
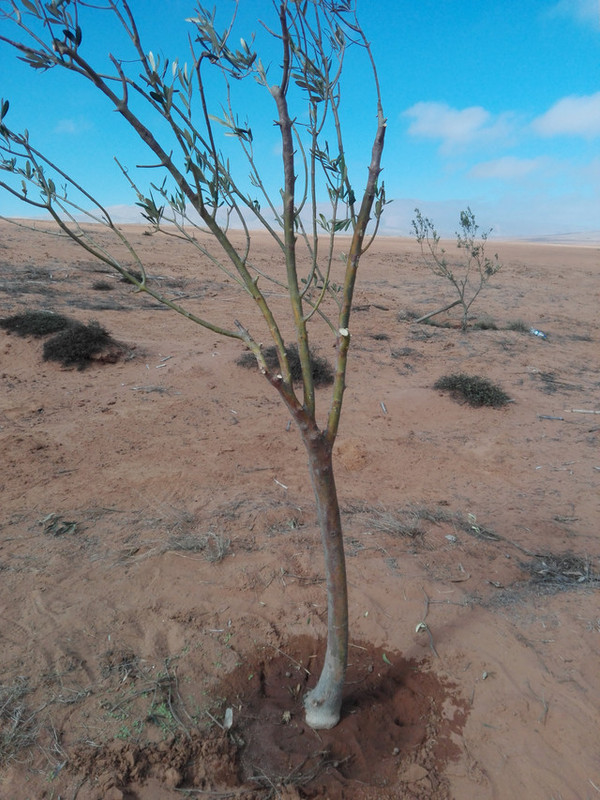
<box><xmin>1</xmin><ymin>0</ymin><xmax>599</xmax><ymax>239</ymax></box>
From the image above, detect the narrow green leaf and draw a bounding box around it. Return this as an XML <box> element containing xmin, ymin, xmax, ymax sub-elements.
<box><xmin>208</xmin><ymin>113</ymin><xmax>228</xmax><ymax>128</ymax></box>
<box><xmin>317</xmin><ymin>213</ymin><xmax>330</xmax><ymax>232</ymax></box>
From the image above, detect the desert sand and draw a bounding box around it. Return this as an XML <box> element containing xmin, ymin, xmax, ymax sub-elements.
<box><xmin>0</xmin><ymin>219</ymin><xmax>599</xmax><ymax>799</ymax></box>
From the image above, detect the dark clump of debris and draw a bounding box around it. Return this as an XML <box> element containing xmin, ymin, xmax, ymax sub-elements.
<box><xmin>521</xmin><ymin>553</ymin><xmax>599</xmax><ymax>588</ymax></box>
<box><xmin>434</xmin><ymin>373</ymin><xmax>510</xmax><ymax>407</ymax></box>
<box><xmin>236</xmin><ymin>343</ymin><xmax>334</xmax><ymax>387</ymax></box>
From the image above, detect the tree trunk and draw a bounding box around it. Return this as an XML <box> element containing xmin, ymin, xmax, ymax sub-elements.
<box><xmin>302</xmin><ymin>431</ymin><xmax>348</xmax><ymax>730</ymax></box>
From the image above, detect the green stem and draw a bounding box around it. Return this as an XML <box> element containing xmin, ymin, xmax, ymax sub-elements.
<box><xmin>326</xmin><ymin>111</ymin><xmax>386</xmax><ymax>445</ymax></box>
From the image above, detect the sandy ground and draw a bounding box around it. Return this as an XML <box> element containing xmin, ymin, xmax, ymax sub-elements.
<box><xmin>0</xmin><ymin>219</ymin><xmax>599</xmax><ymax>799</ymax></box>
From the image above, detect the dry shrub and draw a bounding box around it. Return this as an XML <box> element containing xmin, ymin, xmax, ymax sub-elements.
<box><xmin>434</xmin><ymin>373</ymin><xmax>510</xmax><ymax>407</ymax></box>
<box><xmin>0</xmin><ymin>310</ymin><xmax>72</xmax><ymax>337</ymax></box>
<box><xmin>472</xmin><ymin>316</ymin><xmax>498</xmax><ymax>330</ymax></box>
<box><xmin>236</xmin><ymin>343</ymin><xmax>334</xmax><ymax>387</ymax></box>
<box><xmin>43</xmin><ymin>320</ymin><xmax>119</xmax><ymax>370</ymax></box>
<box><xmin>506</xmin><ymin>319</ymin><xmax>529</xmax><ymax>333</ymax></box>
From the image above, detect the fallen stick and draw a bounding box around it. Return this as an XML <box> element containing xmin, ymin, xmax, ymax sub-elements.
<box><xmin>564</xmin><ymin>409</ymin><xmax>600</xmax><ymax>415</ymax></box>
<box><xmin>414</xmin><ymin>299</ymin><xmax>461</xmax><ymax>324</ymax></box>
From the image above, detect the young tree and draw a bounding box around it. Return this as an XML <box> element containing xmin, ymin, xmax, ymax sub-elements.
<box><xmin>0</xmin><ymin>1</ymin><xmax>386</xmax><ymax>729</ymax></box>
<box><xmin>412</xmin><ymin>207</ymin><xmax>501</xmax><ymax>330</ymax></box>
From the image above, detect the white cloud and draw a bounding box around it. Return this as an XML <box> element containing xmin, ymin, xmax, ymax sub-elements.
<box><xmin>469</xmin><ymin>156</ymin><xmax>548</xmax><ymax>181</ymax></box>
<box><xmin>402</xmin><ymin>101</ymin><xmax>514</xmax><ymax>153</ymax></box>
<box><xmin>54</xmin><ymin>118</ymin><xmax>92</xmax><ymax>135</ymax></box>
<box><xmin>532</xmin><ymin>92</ymin><xmax>600</xmax><ymax>138</ymax></box>
<box><xmin>581</xmin><ymin>156</ymin><xmax>600</xmax><ymax>180</ymax></box>
<box><xmin>548</xmin><ymin>0</ymin><xmax>599</xmax><ymax>26</ymax></box>
<box><xmin>404</xmin><ymin>102</ymin><xmax>488</xmax><ymax>141</ymax></box>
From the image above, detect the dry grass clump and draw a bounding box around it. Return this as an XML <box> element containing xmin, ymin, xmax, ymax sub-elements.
<box><xmin>0</xmin><ymin>679</ymin><xmax>39</xmax><ymax>767</ymax></box>
<box><xmin>472</xmin><ymin>316</ymin><xmax>498</xmax><ymax>330</ymax></box>
<box><xmin>236</xmin><ymin>343</ymin><xmax>334</xmax><ymax>387</ymax></box>
<box><xmin>434</xmin><ymin>373</ymin><xmax>510</xmax><ymax>407</ymax></box>
<box><xmin>43</xmin><ymin>320</ymin><xmax>119</xmax><ymax>369</ymax></box>
<box><xmin>0</xmin><ymin>310</ymin><xmax>72</xmax><ymax>337</ymax></box>
<box><xmin>366</xmin><ymin>507</ymin><xmax>427</xmax><ymax>538</ymax></box>
<box><xmin>396</xmin><ymin>309</ymin><xmax>421</xmax><ymax>322</ymax></box>
<box><xmin>167</xmin><ymin>532</ymin><xmax>230</xmax><ymax>563</ymax></box>
<box><xmin>364</xmin><ymin>504</ymin><xmax>495</xmax><ymax>540</ymax></box>
<box><xmin>506</xmin><ymin>319</ymin><xmax>530</xmax><ymax>333</ymax></box>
